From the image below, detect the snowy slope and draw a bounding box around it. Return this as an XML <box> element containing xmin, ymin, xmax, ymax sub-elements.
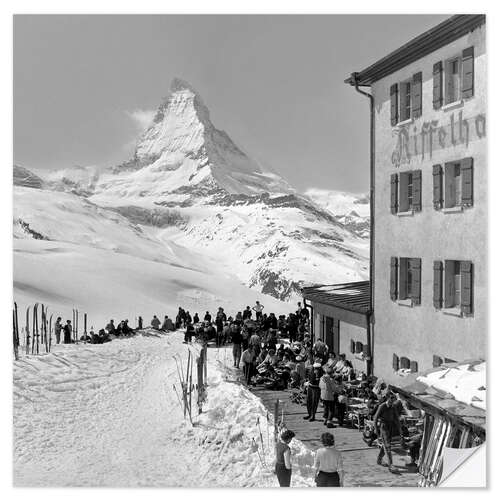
<box><xmin>305</xmin><ymin>188</ymin><xmax>370</xmax><ymax>239</ymax></box>
<box><xmin>13</xmin><ymin>186</ymin><xmax>290</xmax><ymax>329</ymax></box>
<box><xmin>13</xmin><ymin>333</ymin><xmax>315</xmax><ymax>486</ymax></box>
<box><xmin>14</xmin><ymin>79</ymin><xmax>369</xmax><ymax>302</ymax></box>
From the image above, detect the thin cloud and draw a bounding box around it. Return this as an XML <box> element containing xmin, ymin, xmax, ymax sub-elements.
<box><xmin>125</xmin><ymin>109</ymin><xmax>156</xmax><ymax>132</ymax></box>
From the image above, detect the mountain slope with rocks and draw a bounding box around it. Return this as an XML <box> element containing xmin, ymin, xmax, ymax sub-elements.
<box><xmin>13</xmin><ymin>79</ymin><xmax>369</xmax><ymax>303</ymax></box>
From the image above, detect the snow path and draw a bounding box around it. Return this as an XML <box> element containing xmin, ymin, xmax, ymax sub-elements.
<box><xmin>13</xmin><ymin>332</ymin><xmax>315</xmax><ymax>487</ymax></box>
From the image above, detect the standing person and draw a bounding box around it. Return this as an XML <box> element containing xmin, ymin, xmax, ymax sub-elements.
<box><xmin>241</xmin><ymin>346</ymin><xmax>255</xmax><ymax>385</ymax></box>
<box><xmin>231</xmin><ymin>324</ymin><xmax>243</xmax><ymax>368</ymax></box>
<box><xmin>204</xmin><ymin>311</ymin><xmax>212</xmax><ymax>323</ymax></box>
<box><xmin>54</xmin><ymin>317</ymin><xmax>62</xmax><ymax>344</ymax></box>
<box><xmin>105</xmin><ymin>319</ymin><xmax>116</xmax><ymax>335</ymax></box>
<box><xmin>184</xmin><ymin>321</ymin><xmax>194</xmax><ymax>343</ymax></box>
<box><xmin>304</xmin><ymin>363</ymin><xmax>322</xmax><ymax>421</ymax></box>
<box><xmin>373</xmin><ymin>392</ymin><xmax>402</xmax><ymax>473</ymax></box>
<box><xmin>275</xmin><ymin>429</ymin><xmax>295</xmax><ymax>487</ymax></box>
<box><xmin>63</xmin><ymin>320</ymin><xmax>72</xmax><ymax>344</ymax></box>
<box><xmin>151</xmin><ymin>315</ymin><xmax>161</xmax><ymax>329</ymax></box>
<box><xmin>193</xmin><ymin>313</ymin><xmax>199</xmax><ymax>324</ymax></box>
<box><xmin>242</xmin><ymin>306</ymin><xmax>252</xmax><ymax>320</ymax></box>
<box><xmin>137</xmin><ymin>316</ymin><xmax>143</xmax><ymax>330</ymax></box>
<box><xmin>252</xmin><ymin>301</ymin><xmax>264</xmax><ymax>321</ymax></box>
<box><xmin>319</xmin><ymin>368</ymin><xmax>337</xmax><ymax>428</ymax></box>
<box><xmin>314</xmin><ymin>432</ymin><xmax>344</xmax><ymax>487</ymax></box>
<box><xmin>336</xmin><ymin>377</ymin><xmax>348</xmax><ymax>427</ymax></box>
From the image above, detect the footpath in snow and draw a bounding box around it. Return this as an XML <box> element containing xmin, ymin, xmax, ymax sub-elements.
<box><xmin>13</xmin><ymin>330</ymin><xmax>315</xmax><ymax>487</ymax></box>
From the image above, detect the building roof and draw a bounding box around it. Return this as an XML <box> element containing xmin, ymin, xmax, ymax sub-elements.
<box><xmin>345</xmin><ymin>14</ymin><xmax>486</xmax><ymax>87</ymax></box>
<box><xmin>391</xmin><ymin>360</ymin><xmax>486</xmax><ymax>434</ymax></box>
<box><xmin>302</xmin><ymin>280</ymin><xmax>371</xmax><ymax>315</ymax></box>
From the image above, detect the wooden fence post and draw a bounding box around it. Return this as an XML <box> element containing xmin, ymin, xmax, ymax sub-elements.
<box><xmin>274</xmin><ymin>399</ymin><xmax>279</xmax><ymax>443</ymax></box>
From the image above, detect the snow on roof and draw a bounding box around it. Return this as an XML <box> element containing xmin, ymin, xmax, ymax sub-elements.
<box><xmin>417</xmin><ymin>360</ymin><xmax>486</xmax><ymax>411</ymax></box>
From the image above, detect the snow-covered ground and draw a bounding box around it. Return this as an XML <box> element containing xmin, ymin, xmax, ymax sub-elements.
<box><xmin>13</xmin><ymin>331</ymin><xmax>315</xmax><ymax>487</ymax></box>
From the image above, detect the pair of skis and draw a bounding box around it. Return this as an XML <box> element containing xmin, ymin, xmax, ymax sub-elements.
<box><xmin>21</xmin><ymin>303</ymin><xmax>53</xmax><ymax>356</ymax></box>
<box><xmin>13</xmin><ymin>303</ymin><xmax>20</xmax><ymax>360</ymax></box>
<box><xmin>72</xmin><ymin>309</ymin><xmax>79</xmax><ymax>343</ymax></box>
<box><xmin>173</xmin><ymin>350</ymin><xmax>195</xmax><ymax>424</ymax></box>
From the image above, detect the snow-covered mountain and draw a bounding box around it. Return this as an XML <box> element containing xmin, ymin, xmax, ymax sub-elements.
<box><xmin>305</xmin><ymin>188</ymin><xmax>370</xmax><ymax>239</ymax></box>
<box><xmin>13</xmin><ymin>78</ymin><xmax>369</xmax><ymax>304</ymax></box>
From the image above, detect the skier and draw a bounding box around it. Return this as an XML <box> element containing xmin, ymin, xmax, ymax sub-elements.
<box><xmin>204</xmin><ymin>311</ymin><xmax>212</xmax><ymax>323</ymax></box>
<box><xmin>185</xmin><ymin>311</ymin><xmax>192</xmax><ymax>325</ymax></box>
<box><xmin>252</xmin><ymin>301</ymin><xmax>264</xmax><ymax>321</ymax></box>
<box><xmin>275</xmin><ymin>429</ymin><xmax>295</xmax><ymax>487</ymax></box>
<box><xmin>63</xmin><ymin>320</ymin><xmax>72</xmax><ymax>344</ymax></box>
<box><xmin>151</xmin><ymin>315</ymin><xmax>161</xmax><ymax>330</ymax></box>
<box><xmin>54</xmin><ymin>317</ymin><xmax>62</xmax><ymax>344</ymax></box>
<box><xmin>137</xmin><ymin>316</ymin><xmax>143</xmax><ymax>330</ymax></box>
<box><xmin>184</xmin><ymin>321</ymin><xmax>195</xmax><ymax>343</ymax></box>
<box><xmin>193</xmin><ymin>312</ymin><xmax>200</xmax><ymax>324</ymax></box>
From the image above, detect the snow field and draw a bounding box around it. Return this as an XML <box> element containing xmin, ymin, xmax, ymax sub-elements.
<box><xmin>13</xmin><ymin>332</ymin><xmax>315</xmax><ymax>487</ymax></box>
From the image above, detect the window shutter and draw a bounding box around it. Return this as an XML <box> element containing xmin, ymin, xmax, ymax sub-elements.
<box><xmin>412</xmin><ymin>170</ymin><xmax>422</xmax><ymax>211</ymax></box>
<box><xmin>433</xmin><ymin>261</ymin><xmax>443</xmax><ymax>309</ymax></box>
<box><xmin>390</xmin><ymin>257</ymin><xmax>398</xmax><ymax>301</ymax></box>
<box><xmin>444</xmin><ymin>162</ymin><xmax>456</xmax><ymax>208</ymax></box>
<box><xmin>432</xmin><ymin>164</ymin><xmax>443</xmax><ymax>209</ymax></box>
<box><xmin>410</xmin><ymin>361</ymin><xmax>418</xmax><ymax>373</ymax></box>
<box><xmin>411</xmin><ymin>72</ymin><xmax>422</xmax><ymax>118</ymax></box>
<box><xmin>362</xmin><ymin>344</ymin><xmax>370</xmax><ymax>357</ymax></box>
<box><xmin>410</xmin><ymin>258</ymin><xmax>421</xmax><ymax>305</ymax></box>
<box><xmin>432</xmin><ymin>355</ymin><xmax>443</xmax><ymax>368</ymax></box>
<box><xmin>350</xmin><ymin>339</ymin><xmax>355</xmax><ymax>354</ymax></box>
<box><xmin>461</xmin><ymin>47</ymin><xmax>474</xmax><ymax>99</ymax></box>
<box><xmin>399</xmin><ymin>172</ymin><xmax>410</xmax><ymax>212</ymax></box>
<box><xmin>433</xmin><ymin>61</ymin><xmax>443</xmax><ymax>109</ymax></box>
<box><xmin>390</xmin><ymin>173</ymin><xmax>399</xmax><ymax>214</ymax></box>
<box><xmin>399</xmin><ymin>257</ymin><xmax>408</xmax><ymax>300</ymax></box>
<box><xmin>400</xmin><ymin>357</ymin><xmax>410</xmax><ymax>370</ymax></box>
<box><xmin>355</xmin><ymin>341</ymin><xmax>363</xmax><ymax>354</ymax></box>
<box><xmin>444</xmin><ymin>260</ymin><xmax>455</xmax><ymax>308</ymax></box>
<box><xmin>390</xmin><ymin>83</ymin><xmax>399</xmax><ymax>126</ymax></box>
<box><xmin>461</xmin><ymin>157</ymin><xmax>473</xmax><ymax>206</ymax></box>
<box><xmin>460</xmin><ymin>261</ymin><xmax>473</xmax><ymax>315</ymax></box>
<box><xmin>392</xmin><ymin>354</ymin><xmax>399</xmax><ymax>371</ymax></box>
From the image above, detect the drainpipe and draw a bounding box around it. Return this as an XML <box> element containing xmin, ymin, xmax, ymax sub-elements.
<box><xmin>351</xmin><ymin>72</ymin><xmax>375</xmax><ymax>376</ymax></box>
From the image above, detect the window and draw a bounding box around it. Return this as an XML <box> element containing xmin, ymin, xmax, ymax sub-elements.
<box><xmin>390</xmin><ymin>170</ymin><xmax>421</xmax><ymax>213</ymax></box>
<box><xmin>433</xmin><ymin>46</ymin><xmax>474</xmax><ymax>110</ymax></box>
<box><xmin>390</xmin><ymin>257</ymin><xmax>421</xmax><ymax>304</ymax></box>
<box><xmin>390</xmin><ymin>72</ymin><xmax>422</xmax><ymax>125</ymax></box>
<box><xmin>400</xmin><ymin>80</ymin><xmax>412</xmax><ymax>121</ymax></box>
<box><xmin>443</xmin><ymin>158</ymin><xmax>473</xmax><ymax>209</ymax></box>
<box><xmin>445</xmin><ymin>57</ymin><xmax>461</xmax><ymax>104</ymax></box>
<box><xmin>433</xmin><ymin>259</ymin><xmax>473</xmax><ymax>315</ymax></box>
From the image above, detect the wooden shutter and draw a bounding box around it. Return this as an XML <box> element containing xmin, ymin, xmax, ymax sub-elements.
<box><xmin>412</xmin><ymin>72</ymin><xmax>422</xmax><ymax>118</ymax></box>
<box><xmin>350</xmin><ymin>339</ymin><xmax>355</xmax><ymax>353</ymax></box>
<box><xmin>461</xmin><ymin>47</ymin><xmax>474</xmax><ymax>99</ymax></box>
<box><xmin>390</xmin><ymin>173</ymin><xmax>398</xmax><ymax>214</ymax></box>
<box><xmin>433</xmin><ymin>61</ymin><xmax>443</xmax><ymax>109</ymax></box>
<box><xmin>362</xmin><ymin>344</ymin><xmax>370</xmax><ymax>357</ymax></box>
<box><xmin>400</xmin><ymin>357</ymin><xmax>410</xmax><ymax>370</ymax></box>
<box><xmin>432</xmin><ymin>164</ymin><xmax>443</xmax><ymax>209</ymax></box>
<box><xmin>433</xmin><ymin>355</ymin><xmax>443</xmax><ymax>368</ymax></box>
<box><xmin>461</xmin><ymin>157</ymin><xmax>473</xmax><ymax>206</ymax></box>
<box><xmin>410</xmin><ymin>258</ymin><xmax>421</xmax><ymax>305</ymax></box>
<box><xmin>399</xmin><ymin>257</ymin><xmax>408</xmax><ymax>300</ymax></box>
<box><xmin>392</xmin><ymin>353</ymin><xmax>399</xmax><ymax>371</ymax></box>
<box><xmin>412</xmin><ymin>170</ymin><xmax>422</xmax><ymax>211</ymax></box>
<box><xmin>390</xmin><ymin>83</ymin><xmax>399</xmax><ymax>126</ymax></box>
<box><xmin>444</xmin><ymin>260</ymin><xmax>455</xmax><ymax>308</ymax></box>
<box><xmin>355</xmin><ymin>341</ymin><xmax>363</xmax><ymax>354</ymax></box>
<box><xmin>410</xmin><ymin>361</ymin><xmax>418</xmax><ymax>373</ymax></box>
<box><xmin>390</xmin><ymin>257</ymin><xmax>399</xmax><ymax>301</ymax></box>
<box><xmin>399</xmin><ymin>172</ymin><xmax>410</xmax><ymax>212</ymax></box>
<box><xmin>444</xmin><ymin>162</ymin><xmax>456</xmax><ymax>208</ymax></box>
<box><xmin>461</xmin><ymin>261</ymin><xmax>473</xmax><ymax>315</ymax></box>
<box><xmin>433</xmin><ymin>261</ymin><xmax>443</xmax><ymax>309</ymax></box>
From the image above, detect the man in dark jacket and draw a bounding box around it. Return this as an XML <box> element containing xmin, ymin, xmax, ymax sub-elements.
<box><xmin>374</xmin><ymin>392</ymin><xmax>402</xmax><ymax>472</ymax></box>
<box><xmin>63</xmin><ymin>320</ymin><xmax>72</xmax><ymax>344</ymax></box>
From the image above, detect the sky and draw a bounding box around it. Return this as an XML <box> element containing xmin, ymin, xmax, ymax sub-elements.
<box><xmin>14</xmin><ymin>14</ymin><xmax>448</xmax><ymax>194</ymax></box>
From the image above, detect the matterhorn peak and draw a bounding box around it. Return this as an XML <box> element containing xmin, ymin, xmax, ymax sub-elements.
<box><xmin>169</xmin><ymin>77</ymin><xmax>199</xmax><ymax>94</ymax></box>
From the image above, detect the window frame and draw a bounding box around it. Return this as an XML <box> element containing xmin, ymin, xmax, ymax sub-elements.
<box><xmin>444</xmin><ymin>54</ymin><xmax>462</xmax><ymax>105</ymax></box>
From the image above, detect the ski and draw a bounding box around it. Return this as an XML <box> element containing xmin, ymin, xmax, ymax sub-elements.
<box><xmin>48</xmin><ymin>314</ymin><xmax>53</xmax><ymax>352</ymax></box>
<box><xmin>13</xmin><ymin>303</ymin><xmax>19</xmax><ymax>361</ymax></box>
<box><xmin>25</xmin><ymin>306</ymin><xmax>30</xmax><ymax>355</ymax></box>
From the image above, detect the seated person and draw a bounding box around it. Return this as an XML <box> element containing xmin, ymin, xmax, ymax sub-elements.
<box><xmin>257</xmin><ymin>348</ymin><xmax>279</xmax><ymax>371</ymax></box>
